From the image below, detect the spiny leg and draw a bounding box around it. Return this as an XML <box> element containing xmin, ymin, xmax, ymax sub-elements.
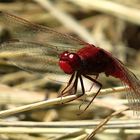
<box><xmin>58</xmin><ymin>72</ymin><xmax>75</xmax><ymax>97</ymax></box>
<box><xmin>61</xmin><ymin>72</ymin><xmax>79</xmax><ymax>98</ymax></box>
<box><xmin>67</xmin><ymin>72</ymin><xmax>78</xmax><ymax>96</ymax></box>
<box><xmin>79</xmin><ymin>75</ymin><xmax>85</xmax><ymax>97</ymax></box>
<box><xmin>62</xmin><ymin>72</ymin><xmax>86</xmax><ymax>104</ymax></box>
<box><xmin>79</xmin><ymin>74</ymin><xmax>102</xmax><ymax>114</ymax></box>
<box><xmin>86</xmin><ymin>74</ymin><xmax>99</xmax><ymax>92</ymax></box>
<box><xmin>78</xmin><ymin>75</ymin><xmax>87</xmax><ymax>111</ymax></box>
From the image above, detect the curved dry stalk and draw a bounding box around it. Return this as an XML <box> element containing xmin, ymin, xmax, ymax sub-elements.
<box><xmin>0</xmin><ymin>86</ymin><xmax>128</xmax><ymax>118</ymax></box>
<box><xmin>0</xmin><ymin>94</ymin><xmax>76</xmax><ymax>118</ymax></box>
<box><xmin>85</xmin><ymin>108</ymin><xmax>129</xmax><ymax>140</ymax></box>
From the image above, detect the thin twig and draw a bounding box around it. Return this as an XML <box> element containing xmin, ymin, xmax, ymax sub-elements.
<box><xmin>88</xmin><ymin>85</ymin><xmax>129</xmax><ymax>96</ymax></box>
<box><xmin>85</xmin><ymin>108</ymin><xmax>129</xmax><ymax>140</ymax></box>
<box><xmin>0</xmin><ymin>119</ymin><xmax>140</xmax><ymax>129</ymax></box>
<box><xmin>0</xmin><ymin>127</ymin><xmax>82</xmax><ymax>134</ymax></box>
<box><xmin>69</xmin><ymin>0</ymin><xmax>140</xmax><ymax>25</ymax></box>
<box><xmin>0</xmin><ymin>124</ymin><xmax>140</xmax><ymax>135</ymax></box>
<box><xmin>0</xmin><ymin>95</ymin><xmax>76</xmax><ymax>118</ymax></box>
<box><xmin>0</xmin><ymin>86</ymin><xmax>128</xmax><ymax>118</ymax></box>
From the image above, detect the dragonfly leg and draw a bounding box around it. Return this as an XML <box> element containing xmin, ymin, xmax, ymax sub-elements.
<box><xmin>58</xmin><ymin>72</ymin><xmax>75</xmax><ymax>97</ymax></box>
<box><xmin>77</xmin><ymin>74</ymin><xmax>87</xmax><ymax>111</ymax></box>
<box><xmin>78</xmin><ymin>75</ymin><xmax>102</xmax><ymax>114</ymax></box>
<box><xmin>63</xmin><ymin>74</ymin><xmax>85</xmax><ymax>104</ymax></box>
<box><xmin>86</xmin><ymin>74</ymin><xmax>99</xmax><ymax>92</ymax></box>
<box><xmin>62</xmin><ymin>72</ymin><xmax>78</xmax><ymax>97</ymax></box>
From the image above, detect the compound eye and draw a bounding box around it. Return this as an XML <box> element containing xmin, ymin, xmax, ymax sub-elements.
<box><xmin>59</xmin><ymin>52</ymin><xmax>81</xmax><ymax>74</ymax></box>
<box><xmin>63</xmin><ymin>52</ymin><xmax>69</xmax><ymax>56</ymax></box>
<box><xmin>59</xmin><ymin>51</ymin><xmax>69</xmax><ymax>59</ymax></box>
<box><xmin>69</xmin><ymin>53</ymin><xmax>75</xmax><ymax>59</ymax></box>
<box><xmin>68</xmin><ymin>53</ymin><xmax>81</xmax><ymax>68</ymax></box>
<box><xmin>68</xmin><ymin>53</ymin><xmax>80</xmax><ymax>61</ymax></box>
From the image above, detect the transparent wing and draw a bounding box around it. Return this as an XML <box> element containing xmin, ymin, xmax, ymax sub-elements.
<box><xmin>122</xmin><ymin>67</ymin><xmax>140</xmax><ymax>114</ymax></box>
<box><xmin>103</xmin><ymin>48</ymin><xmax>140</xmax><ymax>114</ymax></box>
<box><xmin>114</xmin><ymin>57</ymin><xmax>140</xmax><ymax>114</ymax></box>
<box><xmin>0</xmin><ymin>40</ymin><xmax>63</xmax><ymax>74</ymax></box>
<box><xmin>0</xmin><ymin>11</ymin><xmax>86</xmax><ymax>53</ymax></box>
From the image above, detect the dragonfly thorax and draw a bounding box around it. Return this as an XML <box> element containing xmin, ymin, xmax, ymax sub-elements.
<box><xmin>59</xmin><ymin>51</ymin><xmax>81</xmax><ymax>74</ymax></box>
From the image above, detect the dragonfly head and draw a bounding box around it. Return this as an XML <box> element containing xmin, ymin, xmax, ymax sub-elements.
<box><xmin>59</xmin><ymin>51</ymin><xmax>81</xmax><ymax>74</ymax></box>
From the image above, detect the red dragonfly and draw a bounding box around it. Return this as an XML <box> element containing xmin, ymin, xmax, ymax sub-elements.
<box><xmin>0</xmin><ymin>11</ymin><xmax>139</xmax><ymax>113</ymax></box>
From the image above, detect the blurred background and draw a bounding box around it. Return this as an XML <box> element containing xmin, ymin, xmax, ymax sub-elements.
<box><xmin>0</xmin><ymin>0</ymin><xmax>139</xmax><ymax>140</ymax></box>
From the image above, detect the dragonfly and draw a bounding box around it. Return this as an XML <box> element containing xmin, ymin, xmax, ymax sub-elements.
<box><xmin>0</xmin><ymin>11</ymin><xmax>139</xmax><ymax>113</ymax></box>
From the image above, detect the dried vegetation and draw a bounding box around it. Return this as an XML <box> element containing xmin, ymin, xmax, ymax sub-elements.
<box><xmin>0</xmin><ymin>0</ymin><xmax>139</xmax><ymax>140</ymax></box>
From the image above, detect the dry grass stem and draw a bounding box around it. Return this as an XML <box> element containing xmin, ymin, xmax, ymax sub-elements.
<box><xmin>0</xmin><ymin>86</ymin><xmax>128</xmax><ymax>118</ymax></box>
<box><xmin>0</xmin><ymin>1</ymin><xmax>139</xmax><ymax>139</ymax></box>
<box><xmin>69</xmin><ymin>0</ymin><xmax>140</xmax><ymax>25</ymax></box>
<box><xmin>88</xmin><ymin>85</ymin><xmax>129</xmax><ymax>96</ymax></box>
<box><xmin>85</xmin><ymin>108</ymin><xmax>129</xmax><ymax>139</ymax></box>
<box><xmin>0</xmin><ymin>95</ymin><xmax>76</xmax><ymax>118</ymax></box>
<box><xmin>0</xmin><ymin>119</ymin><xmax>140</xmax><ymax>128</ymax></box>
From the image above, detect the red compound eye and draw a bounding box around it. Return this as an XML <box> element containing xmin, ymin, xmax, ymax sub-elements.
<box><xmin>59</xmin><ymin>51</ymin><xmax>69</xmax><ymax>58</ymax></box>
<box><xmin>59</xmin><ymin>52</ymin><xmax>81</xmax><ymax>74</ymax></box>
